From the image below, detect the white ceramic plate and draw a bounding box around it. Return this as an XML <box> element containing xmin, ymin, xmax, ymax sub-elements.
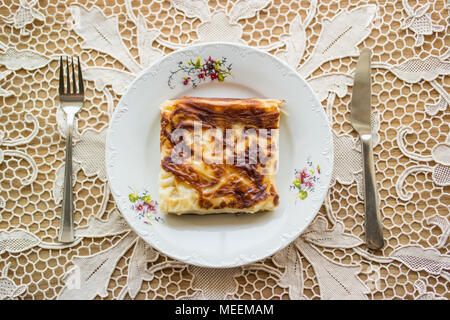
<box><xmin>106</xmin><ymin>43</ymin><xmax>333</xmax><ymax>267</ymax></box>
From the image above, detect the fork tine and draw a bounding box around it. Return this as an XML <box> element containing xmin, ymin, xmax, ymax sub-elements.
<box><xmin>71</xmin><ymin>57</ymin><xmax>76</xmax><ymax>93</ymax></box>
<box><xmin>59</xmin><ymin>56</ymin><xmax>64</xmax><ymax>95</ymax></box>
<box><xmin>66</xmin><ymin>56</ymin><xmax>71</xmax><ymax>94</ymax></box>
<box><xmin>77</xmin><ymin>56</ymin><xmax>84</xmax><ymax>95</ymax></box>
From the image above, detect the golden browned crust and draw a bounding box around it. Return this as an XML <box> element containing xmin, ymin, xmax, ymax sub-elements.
<box><xmin>159</xmin><ymin>97</ymin><xmax>282</xmax><ymax>214</ymax></box>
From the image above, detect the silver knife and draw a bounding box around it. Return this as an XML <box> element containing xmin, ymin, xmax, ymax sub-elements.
<box><xmin>350</xmin><ymin>48</ymin><xmax>384</xmax><ymax>250</ymax></box>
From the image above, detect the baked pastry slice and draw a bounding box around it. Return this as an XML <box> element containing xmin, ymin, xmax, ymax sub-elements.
<box><xmin>159</xmin><ymin>97</ymin><xmax>282</xmax><ymax>214</ymax></box>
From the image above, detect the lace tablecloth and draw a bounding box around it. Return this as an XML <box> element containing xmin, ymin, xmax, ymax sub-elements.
<box><xmin>0</xmin><ymin>0</ymin><xmax>448</xmax><ymax>300</ymax></box>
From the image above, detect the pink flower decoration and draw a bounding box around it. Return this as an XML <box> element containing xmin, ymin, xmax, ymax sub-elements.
<box><xmin>134</xmin><ymin>200</ymin><xmax>145</xmax><ymax>213</ymax></box>
<box><xmin>298</xmin><ymin>168</ymin><xmax>310</xmax><ymax>183</ymax></box>
<box><xmin>144</xmin><ymin>201</ymin><xmax>156</xmax><ymax>213</ymax></box>
<box><xmin>304</xmin><ymin>179</ymin><xmax>314</xmax><ymax>190</ymax></box>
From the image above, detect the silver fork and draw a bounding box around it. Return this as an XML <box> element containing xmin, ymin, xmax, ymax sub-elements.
<box><xmin>58</xmin><ymin>56</ymin><xmax>84</xmax><ymax>243</ymax></box>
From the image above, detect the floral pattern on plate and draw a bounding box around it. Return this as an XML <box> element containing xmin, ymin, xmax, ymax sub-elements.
<box><xmin>128</xmin><ymin>187</ymin><xmax>164</xmax><ymax>225</ymax></box>
<box><xmin>290</xmin><ymin>157</ymin><xmax>321</xmax><ymax>200</ymax></box>
<box><xmin>168</xmin><ymin>56</ymin><xmax>232</xmax><ymax>88</ymax></box>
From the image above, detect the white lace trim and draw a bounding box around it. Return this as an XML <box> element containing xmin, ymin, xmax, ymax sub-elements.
<box><xmin>0</xmin><ymin>0</ymin><xmax>448</xmax><ymax>300</ymax></box>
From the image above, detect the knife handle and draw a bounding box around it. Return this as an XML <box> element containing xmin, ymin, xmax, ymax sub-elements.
<box><xmin>361</xmin><ymin>134</ymin><xmax>384</xmax><ymax>250</ymax></box>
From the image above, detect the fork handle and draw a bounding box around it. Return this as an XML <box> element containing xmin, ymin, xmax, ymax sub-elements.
<box><xmin>59</xmin><ymin>118</ymin><xmax>75</xmax><ymax>243</ymax></box>
<box><xmin>361</xmin><ymin>134</ymin><xmax>384</xmax><ymax>250</ymax></box>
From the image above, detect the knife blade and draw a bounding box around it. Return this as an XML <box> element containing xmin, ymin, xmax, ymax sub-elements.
<box><xmin>350</xmin><ymin>48</ymin><xmax>384</xmax><ymax>251</ymax></box>
<box><xmin>351</xmin><ymin>49</ymin><xmax>372</xmax><ymax>134</ymax></box>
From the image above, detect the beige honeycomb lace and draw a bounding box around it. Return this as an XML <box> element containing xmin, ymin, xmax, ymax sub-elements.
<box><xmin>0</xmin><ymin>0</ymin><xmax>448</xmax><ymax>300</ymax></box>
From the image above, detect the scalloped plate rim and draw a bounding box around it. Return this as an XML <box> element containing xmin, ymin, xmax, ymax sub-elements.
<box><xmin>105</xmin><ymin>42</ymin><xmax>334</xmax><ymax>268</ymax></box>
